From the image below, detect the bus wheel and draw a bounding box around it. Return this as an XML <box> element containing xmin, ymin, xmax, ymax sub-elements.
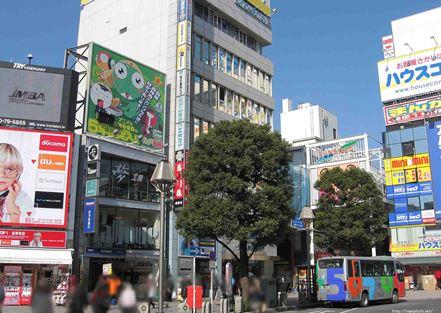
<box><xmin>360</xmin><ymin>292</ymin><xmax>369</xmax><ymax>307</ymax></box>
<box><xmin>391</xmin><ymin>289</ymin><xmax>399</xmax><ymax>303</ymax></box>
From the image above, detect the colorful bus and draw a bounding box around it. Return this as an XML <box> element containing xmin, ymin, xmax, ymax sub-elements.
<box><xmin>317</xmin><ymin>256</ymin><xmax>405</xmax><ymax>307</ymax></box>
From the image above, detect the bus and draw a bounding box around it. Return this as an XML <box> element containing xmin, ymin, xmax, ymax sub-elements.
<box><xmin>316</xmin><ymin>256</ymin><xmax>405</xmax><ymax>307</ymax></box>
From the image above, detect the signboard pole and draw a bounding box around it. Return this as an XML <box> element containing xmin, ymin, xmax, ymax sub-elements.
<box><xmin>210</xmin><ymin>268</ymin><xmax>214</xmax><ymax>313</ymax></box>
<box><xmin>192</xmin><ymin>256</ymin><xmax>196</xmax><ymax>313</ymax></box>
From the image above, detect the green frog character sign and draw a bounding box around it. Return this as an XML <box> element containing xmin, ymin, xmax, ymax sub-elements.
<box><xmin>87</xmin><ymin>43</ymin><xmax>165</xmax><ymax>150</ymax></box>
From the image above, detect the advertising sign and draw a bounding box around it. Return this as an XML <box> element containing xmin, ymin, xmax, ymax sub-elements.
<box><xmin>427</xmin><ymin>121</ymin><xmax>441</xmax><ymax>217</ymax></box>
<box><xmin>178</xmin><ymin>235</ymin><xmax>216</xmax><ymax>257</ymax></box>
<box><xmin>389</xmin><ymin>210</ymin><xmax>436</xmax><ymax>227</ymax></box>
<box><xmin>83</xmin><ymin>198</ymin><xmax>96</xmax><ymax>233</ymax></box>
<box><xmin>86</xmin><ymin>162</ymin><xmax>99</xmax><ymax>180</ymax></box>
<box><xmin>382</xmin><ymin>35</ymin><xmax>395</xmax><ymax>59</ymax></box>
<box><xmin>383</xmin><ymin>97</ymin><xmax>441</xmax><ymax>126</ymax></box>
<box><xmin>87</xmin><ymin>144</ymin><xmax>100</xmax><ymax>162</ymax></box>
<box><xmin>308</xmin><ymin>136</ymin><xmax>367</xmax><ymax>166</ymax></box>
<box><xmin>174</xmin><ymin>150</ymin><xmax>188</xmax><ymax>207</ymax></box>
<box><xmin>0</xmin><ymin>61</ymin><xmax>78</xmax><ymax>131</ymax></box>
<box><xmin>378</xmin><ymin>46</ymin><xmax>441</xmax><ymax>102</ymax></box>
<box><xmin>0</xmin><ymin>128</ymin><xmax>72</xmax><ymax>228</ymax></box>
<box><xmin>0</xmin><ymin>229</ymin><xmax>66</xmax><ymax>248</ymax></box>
<box><xmin>102</xmin><ymin>263</ymin><xmax>112</xmax><ymax>276</ymax></box>
<box><xmin>234</xmin><ymin>0</ymin><xmax>271</xmax><ymax>27</ymax></box>
<box><xmin>85</xmin><ymin>179</ymin><xmax>98</xmax><ymax>197</ymax></box>
<box><xmin>85</xmin><ymin>43</ymin><xmax>165</xmax><ymax>151</ymax></box>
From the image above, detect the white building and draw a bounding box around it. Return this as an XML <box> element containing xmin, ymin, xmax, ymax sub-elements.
<box><xmin>280</xmin><ymin>99</ymin><xmax>338</xmax><ymax>147</ymax></box>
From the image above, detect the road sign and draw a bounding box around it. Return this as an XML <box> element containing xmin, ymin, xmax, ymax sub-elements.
<box><xmin>209</xmin><ymin>261</ymin><xmax>216</xmax><ymax>270</ymax></box>
<box><xmin>209</xmin><ymin>251</ymin><xmax>216</xmax><ymax>261</ymax></box>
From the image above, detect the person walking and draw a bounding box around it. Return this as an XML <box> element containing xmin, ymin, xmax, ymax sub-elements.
<box><xmin>90</xmin><ymin>276</ymin><xmax>110</xmax><ymax>313</ymax></box>
<box><xmin>0</xmin><ymin>284</ymin><xmax>5</xmax><ymax>313</ymax></box>
<box><xmin>67</xmin><ymin>283</ymin><xmax>89</xmax><ymax>313</ymax></box>
<box><xmin>118</xmin><ymin>283</ymin><xmax>137</xmax><ymax>313</ymax></box>
<box><xmin>31</xmin><ymin>279</ymin><xmax>54</xmax><ymax>313</ymax></box>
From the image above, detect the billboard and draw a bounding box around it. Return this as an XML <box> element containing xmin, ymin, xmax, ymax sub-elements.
<box><xmin>86</xmin><ymin>43</ymin><xmax>165</xmax><ymax>151</ymax></box>
<box><xmin>0</xmin><ymin>229</ymin><xmax>66</xmax><ymax>248</ymax></box>
<box><xmin>0</xmin><ymin>61</ymin><xmax>78</xmax><ymax>131</ymax></box>
<box><xmin>308</xmin><ymin>136</ymin><xmax>367</xmax><ymax>166</ymax></box>
<box><xmin>427</xmin><ymin>121</ymin><xmax>441</xmax><ymax>216</ymax></box>
<box><xmin>384</xmin><ymin>97</ymin><xmax>441</xmax><ymax>126</ymax></box>
<box><xmin>382</xmin><ymin>35</ymin><xmax>395</xmax><ymax>59</ymax></box>
<box><xmin>0</xmin><ymin>127</ymin><xmax>72</xmax><ymax>228</ymax></box>
<box><xmin>378</xmin><ymin>46</ymin><xmax>441</xmax><ymax>102</ymax></box>
<box><xmin>178</xmin><ymin>235</ymin><xmax>216</xmax><ymax>257</ymax></box>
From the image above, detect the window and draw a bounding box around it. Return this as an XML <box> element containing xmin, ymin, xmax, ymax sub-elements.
<box><xmin>226</xmin><ymin>52</ymin><xmax>232</xmax><ymax>75</ymax></box>
<box><xmin>211</xmin><ymin>82</ymin><xmax>218</xmax><ymax>109</ymax></box>
<box><xmin>259</xmin><ymin>71</ymin><xmax>264</xmax><ymax>92</ymax></box>
<box><xmin>264</xmin><ymin>74</ymin><xmax>270</xmax><ymax>94</ymax></box>
<box><xmin>233</xmin><ymin>56</ymin><xmax>239</xmax><ymax>78</ymax></box>
<box><xmin>194</xmin><ymin>74</ymin><xmax>202</xmax><ymax>102</ymax></box>
<box><xmin>194</xmin><ymin>35</ymin><xmax>202</xmax><ymax>61</ymax></box>
<box><xmin>240</xmin><ymin>97</ymin><xmax>246</xmax><ymax>118</ymax></box>
<box><xmin>415</xmin><ymin>140</ymin><xmax>428</xmax><ymax>154</ymax></box>
<box><xmin>267</xmin><ymin>109</ymin><xmax>273</xmax><ymax>127</ymax></box>
<box><xmin>203</xmin><ymin>39</ymin><xmax>210</xmax><ymax>65</ymax></box>
<box><xmin>194</xmin><ymin>117</ymin><xmax>200</xmax><ymax>140</ymax></box>
<box><xmin>219</xmin><ymin>48</ymin><xmax>225</xmax><ymax>72</ymax></box>
<box><xmin>246</xmin><ymin>64</ymin><xmax>253</xmax><ymax>86</ymax></box>
<box><xmin>402</xmin><ymin>141</ymin><xmax>415</xmax><ymax>156</ymax></box>
<box><xmin>240</xmin><ymin>60</ymin><xmax>246</xmax><ymax>82</ymax></box>
<box><xmin>218</xmin><ymin>86</ymin><xmax>226</xmax><ymax>112</ymax></box>
<box><xmin>130</xmin><ymin>161</ymin><xmax>149</xmax><ymax>202</ymax></box>
<box><xmin>361</xmin><ymin>261</ymin><xmax>375</xmax><ymax>277</ymax></box>
<box><xmin>413</xmin><ymin>126</ymin><xmax>426</xmax><ymax>140</ymax></box>
<box><xmin>211</xmin><ymin>44</ymin><xmax>217</xmax><ymax>68</ymax></box>
<box><xmin>333</xmin><ymin>128</ymin><xmax>337</xmax><ymax>139</ymax></box>
<box><xmin>222</xmin><ymin>18</ymin><xmax>229</xmax><ymax>33</ymax></box>
<box><xmin>354</xmin><ymin>261</ymin><xmax>360</xmax><ymax>277</ymax></box>
<box><xmin>111</xmin><ymin>159</ymin><xmax>130</xmax><ymax>199</ymax></box>
<box><xmin>388</xmin><ymin>130</ymin><xmax>401</xmax><ymax>144</ymax></box>
<box><xmin>252</xmin><ymin>67</ymin><xmax>258</xmax><ymax>88</ymax></box>
<box><xmin>407</xmin><ymin>196</ymin><xmax>420</xmax><ymax>211</ymax></box>
<box><xmin>401</xmin><ymin>128</ymin><xmax>413</xmax><ymax>142</ymax></box>
<box><xmin>226</xmin><ymin>90</ymin><xmax>233</xmax><ymax>115</ymax></box>
<box><xmin>203</xmin><ymin>79</ymin><xmax>209</xmax><ymax>104</ymax></box>
<box><xmin>234</xmin><ymin>94</ymin><xmax>240</xmax><ymax>118</ymax></box>
<box><xmin>389</xmin><ymin>144</ymin><xmax>402</xmax><ymax>157</ymax></box>
<box><xmin>99</xmin><ymin>157</ymin><xmax>111</xmax><ymax>197</ymax></box>
<box><xmin>318</xmin><ymin>259</ymin><xmax>343</xmax><ymax>269</ymax></box>
<box><xmin>420</xmin><ymin>195</ymin><xmax>434</xmax><ymax>210</ymax></box>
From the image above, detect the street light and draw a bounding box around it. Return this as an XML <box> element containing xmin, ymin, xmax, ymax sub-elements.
<box><xmin>151</xmin><ymin>160</ymin><xmax>175</xmax><ymax>313</ymax></box>
<box><xmin>300</xmin><ymin>206</ymin><xmax>315</xmax><ymax>303</ymax></box>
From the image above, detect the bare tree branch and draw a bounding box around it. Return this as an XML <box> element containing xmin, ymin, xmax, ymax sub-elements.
<box><xmin>216</xmin><ymin>237</ymin><xmax>239</xmax><ymax>261</ymax></box>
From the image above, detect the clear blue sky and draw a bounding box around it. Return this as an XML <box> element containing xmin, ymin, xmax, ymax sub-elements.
<box><xmin>1</xmin><ymin>1</ymin><xmax>440</xmax><ymax>140</ymax></box>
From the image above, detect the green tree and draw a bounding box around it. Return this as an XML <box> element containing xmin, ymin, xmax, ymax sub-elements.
<box><xmin>313</xmin><ymin>167</ymin><xmax>387</xmax><ymax>256</ymax></box>
<box><xmin>176</xmin><ymin>120</ymin><xmax>293</xmax><ymax>297</ymax></box>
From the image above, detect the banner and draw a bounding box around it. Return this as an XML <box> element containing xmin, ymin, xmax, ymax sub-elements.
<box><xmin>384</xmin><ymin>97</ymin><xmax>441</xmax><ymax>126</ymax></box>
<box><xmin>178</xmin><ymin>235</ymin><xmax>216</xmax><ymax>257</ymax></box>
<box><xmin>378</xmin><ymin>46</ymin><xmax>441</xmax><ymax>102</ymax></box>
<box><xmin>427</xmin><ymin>121</ymin><xmax>441</xmax><ymax>217</ymax></box>
<box><xmin>86</xmin><ymin>43</ymin><xmax>165</xmax><ymax>151</ymax></box>
<box><xmin>0</xmin><ymin>128</ymin><xmax>72</xmax><ymax>228</ymax></box>
<box><xmin>308</xmin><ymin>136</ymin><xmax>366</xmax><ymax>166</ymax></box>
<box><xmin>0</xmin><ymin>229</ymin><xmax>66</xmax><ymax>248</ymax></box>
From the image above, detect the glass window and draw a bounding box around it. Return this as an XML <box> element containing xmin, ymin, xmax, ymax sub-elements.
<box><xmin>139</xmin><ymin>210</ymin><xmax>160</xmax><ymax>249</ymax></box>
<box><xmin>415</xmin><ymin>139</ymin><xmax>428</xmax><ymax>154</ymax></box>
<box><xmin>203</xmin><ymin>39</ymin><xmax>210</xmax><ymax>65</ymax></box>
<box><xmin>264</xmin><ymin>74</ymin><xmax>270</xmax><ymax>95</ymax></box>
<box><xmin>389</xmin><ymin>144</ymin><xmax>402</xmax><ymax>157</ymax></box>
<box><xmin>233</xmin><ymin>94</ymin><xmax>240</xmax><ymax>118</ymax></box>
<box><xmin>253</xmin><ymin>67</ymin><xmax>258</xmax><ymax>88</ymax></box>
<box><xmin>194</xmin><ymin>35</ymin><xmax>202</xmax><ymax>61</ymax></box>
<box><xmin>420</xmin><ymin>194</ymin><xmax>434</xmax><ymax>210</ymax></box>
<box><xmin>130</xmin><ymin>161</ymin><xmax>149</xmax><ymax>202</ymax></box>
<box><xmin>111</xmin><ymin>159</ymin><xmax>130</xmax><ymax>199</ymax></box>
<box><xmin>401</xmin><ymin>128</ymin><xmax>413</xmax><ymax>142</ymax></box>
<box><xmin>240</xmin><ymin>60</ymin><xmax>246</xmax><ymax>82</ymax></box>
<box><xmin>413</xmin><ymin>126</ymin><xmax>426</xmax><ymax>140</ymax></box>
<box><xmin>211</xmin><ymin>82</ymin><xmax>218</xmax><ymax>109</ymax></box>
<box><xmin>219</xmin><ymin>48</ymin><xmax>225</xmax><ymax>72</ymax></box>
<box><xmin>226</xmin><ymin>52</ymin><xmax>232</xmax><ymax>75</ymax></box>
<box><xmin>211</xmin><ymin>44</ymin><xmax>217</xmax><ymax>68</ymax></box>
<box><xmin>221</xmin><ymin>19</ymin><xmax>229</xmax><ymax>33</ymax></box>
<box><xmin>233</xmin><ymin>56</ymin><xmax>239</xmax><ymax>78</ymax></box>
<box><xmin>407</xmin><ymin>197</ymin><xmax>420</xmax><ymax>211</ymax></box>
<box><xmin>194</xmin><ymin>117</ymin><xmax>200</xmax><ymax>140</ymax></box>
<box><xmin>147</xmin><ymin>165</ymin><xmax>160</xmax><ymax>203</ymax></box>
<box><xmin>267</xmin><ymin>109</ymin><xmax>273</xmax><ymax>127</ymax></box>
<box><xmin>246</xmin><ymin>64</ymin><xmax>252</xmax><ymax>86</ymax></box>
<box><xmin>226</xmin><ymin>90</ymin><xmax>233</xmax><ymax>115</ymax></box>
<box><xmin>99</xmin><ymin>157</ymin><xmax>111</xmax><ymax>197</ymax></box>
<box><xmin>259</xmin><ymin>71</ymin><xmax>264</xmax><ymax>92</ymax></box>
<box><xmin>94</xmin><ymin>206</ymin><xmax>116</xmax><ymax>248</ymax></box>
<box><xmin>203</xmin><ymin>79</ymin><xmax>209</xmax><ymax>104</ymax></box>
<box><xmin>318</xmin><ymin>259</ymin><xmax>343</xmax><ymax>269</ymax></box>
<box><xmin>402</xmin><ymin>141</ymin><xmax>415</xmax><ymax>156</ymax></box>
<box><xmin>194</xmin><ymin>74</ymin><xmax>202</xmax><ymax>102</ymax></box>
<box><xmin>388</xmin><ymin>130</ymin><xmax>401</xmax><ymax>144</ymax></box>
<box><xmin>240</xmin><ymin>97</ymin><xmax>246</xmax><ymax>119</ymax></box>
<box><xmin>218</xmin><ymin>86</ymin><xmax>226</xmax><ymax>112</ymax></box>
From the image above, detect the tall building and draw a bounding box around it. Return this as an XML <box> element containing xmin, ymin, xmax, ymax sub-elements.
<box><xmin>378</xmin><ymin>7</ymin><xmax>441</xmax><ymax>283</ymax></box>
<box><xmin>77</xmin><ymin>0</ymin><xmax>275</xmax><ymax>290</ymax></box>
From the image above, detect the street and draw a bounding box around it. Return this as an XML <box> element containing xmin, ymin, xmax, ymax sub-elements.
<box><xmin>2</xmin><ymin>291</ymin><xmax>440</xmax><ymax>313</ymax></box>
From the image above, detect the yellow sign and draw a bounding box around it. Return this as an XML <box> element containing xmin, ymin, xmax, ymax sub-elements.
<box><xmin>177</xmin><ymin>45</ymin><xmax>189</xmax><ymax>71</ymax></box>
<box><xmin>177</xmin><ymin>21</ymin><xmax>190</xmax><ymax>46</ymax></box>
<box><xmin>384</xmin><ymin>153</ymin><xmax>430</xmax><ymax>171</ymax></box>
<box><xmin>405</xmin><ymin>169</ymin><xmax>417</xmax><ymax>183</ymax></box>
<box><xmin>384</xmin><ymin>153</ymin><xmax>432</xmax><ymax>186</ymax></box>
<box><xmin>80</xmin><ymin>0</ymin><xmax>93</xmax><ymax>5</ymax></box>
<box><xmin>417</xmin><ymin>167</ymin><xmax>432</xmax><ymax>182</ymax></box>
<box><xmin>385</xmin><ymin>172</ymin><xmax>392</xmax><ymax>186</ymax></box>
<box><xmin>391</xmin><ymin>170</ymin><xmax>405</xmax><ymax>185</ymax></box>
<box><xmin>248</xmin><ymin>0</ymin><xmax>271</xmax><ymax>16</ymax></box>
<box><xmin>390</xmin><ymin>240</ymin><xmax>441</xmax><ymax>252</ymax></box>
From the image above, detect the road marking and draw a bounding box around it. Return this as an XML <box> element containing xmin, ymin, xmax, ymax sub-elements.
<box><xmin>341</xmin><ymin>308</ymin><xmax>358</xmax><ymax>313</ymax></box>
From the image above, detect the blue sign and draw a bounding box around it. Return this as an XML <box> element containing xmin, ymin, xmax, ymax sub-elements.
<box><xmin>394</xmin><ymin>198</ymin><xmax>407</xmax><ymax>212</ymax></box>
<box><xmin>395</xmin><ymin>212</ymin><xmax>409</xmax><ymax>226</ymax></box>
<box><xmin>386</xmin><ymin>186</ymin><xmax>394</xmax><ymax>199</ymax></box>
<box><xmin>389</xmin><ymin>213</ymin><xmax>396</xmax><ymax>226</ymax></box>
<box><xmin>83</xmin><ymin>198</ymin><xmax>96</xmax><ymax>233</ymax></box>
<box><xmin>393</xmin><ymin>185</ymin><xmax>407</xmax><ymax>197</ymax></box>
<box><xmin>419</xmin><ymin>182</ymin><xmax>433</xmax><ymax>195</ymax></box>
<box><xmin>408</xmin><ymin>211</ymin><xmax>423</xmax><ymax>225</ymax></box>
<box><xmin>291</xmin><ymin>218</ymin><xmax>305</xmax><ymax>229</ymax></box>
<box><xmin>405</xmin><ymin>183</ymin><xmax>419</xmax><ymax>196</ymax></box>
<box><xmin>427</xmin><ymin>121</ymin><xmax>441</xmax><ymax>217</ymax></box>
<box><xmin>178</xmin><ymin>0</ymin><xmax>192</xmax><ymax>22</ymax></box>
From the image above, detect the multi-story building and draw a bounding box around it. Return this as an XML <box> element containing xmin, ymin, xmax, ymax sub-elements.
<box><xmin>77</xmin><ymin>0</ymin><xmax>275</xmax><ymax>290</ymax></box>
<box><xmin>378</xmin><ymin>7</ymin><xmax>441</xmax><ymax>285</ymax></box>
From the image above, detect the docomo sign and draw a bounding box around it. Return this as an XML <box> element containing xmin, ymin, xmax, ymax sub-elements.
<box><xmin>0</xmin><ymin>229</ymin><xmax>66</xmax><ymax>248</ymax></box>
<box><xmin>378</xmin><ymin>46</ymin><xmax>441</xmax><ymax>102</ymax></box>
<box><xmin>384</xmin><ymin>97</ymin><xmax>441</xmax><ymax>126</ymax></box>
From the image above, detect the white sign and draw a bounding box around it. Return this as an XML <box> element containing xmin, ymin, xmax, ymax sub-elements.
<box><xmin>35</xmin><ymin>172</ymin><xmax>65</xmax><ymax>190</ymax></box>
<box><xmin>87</xmin><ymin>144</ymin><xmax>100</xmax><ymax>162</ymax></box>
<box><xmin>378</xmin><ymin>46</ymin><xmax>441</xmax><ymax>102</ymax></box>
<box><xmin>176</xmin><ymin>96</ymin><xmax>190</xmax><ymax>124</ymax></box>
<box><xmin>382</xmin><ymin>35</ymin><xmax>395</xmax><ymax>59</ymax></box>
<box><xmin>103</xmin><ymin>263</ymin><xmax>112</xmax><ymax>276</ymax></box>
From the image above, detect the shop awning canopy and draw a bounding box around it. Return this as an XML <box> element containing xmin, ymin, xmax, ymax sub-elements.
<box><xmin>0</xmin><ymin>248</ymin><xmax>72</xmax><ymax>265</ymax></box>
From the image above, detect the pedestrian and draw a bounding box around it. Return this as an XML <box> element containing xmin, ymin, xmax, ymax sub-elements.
<box><xmin>118</xmin><ymin>283</ymin><xmax>137</xmax><ymax>313</ymax></box>
<box><xmin>0</xmin><ymin>284</ymin><xmax>5</xmax><ymax>313</ymax></box>
<box><xmin>107</xmin><ymin>274</ymin><xmax>122</xmax><ymax>305</ymax></box>
<box><xmin>67</xmin><ymin>283</ymin><xmax>89</xmax><ymax>313</ymax></box>
<box><xmin>31</xmin><ymin>279</ymin><xmax>54</xmax><ymax>313</ymax></box>
<box><xmin>90</xmin><ymin>276</ymin><xmax>110</xmax><ymax>313</ymax></box>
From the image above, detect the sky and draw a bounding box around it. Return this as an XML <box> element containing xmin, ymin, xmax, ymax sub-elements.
<box><xmin>1</xmin><ymin>0</ymin><xmax>440</xmax><ymax>141</ymax></box>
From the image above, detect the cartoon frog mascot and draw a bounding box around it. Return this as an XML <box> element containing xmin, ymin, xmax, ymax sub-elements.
<box><xmin>112</xmin><ymin>60</ymin><xmax>146</xmax><ymax>120</ymax></box>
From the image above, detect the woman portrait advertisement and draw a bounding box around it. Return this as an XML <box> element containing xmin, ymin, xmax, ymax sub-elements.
<box><xmin>0</xmin><ymin>143</ymin><xmax>33</xmax><ymax>224</ymax></box>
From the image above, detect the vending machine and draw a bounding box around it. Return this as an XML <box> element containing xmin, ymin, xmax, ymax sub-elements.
<box><xmin>3</xmin><ymin>266</ymin><xmax>22</xmax><ymax>305</ymax></box>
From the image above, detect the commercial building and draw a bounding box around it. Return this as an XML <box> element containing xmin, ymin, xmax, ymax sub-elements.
<box><xmin>378</xmin><ymin>7</ymin><xmax>441</xmax><ymax>285</ymax></box>
<box><xmin>77</xmin><ymin>0</ymin><xmax>276</xmax><ymax>291</ymax></box>
<box><xmin>0</xmin><ymin>61</ymin><xmax>79</xmax><ymax>304</ymax></box>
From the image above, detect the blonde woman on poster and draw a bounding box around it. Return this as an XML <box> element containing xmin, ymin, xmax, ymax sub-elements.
<box><xmin>0</xmin><ymin>143</ymin><xmax>33</xmax><ymax>224</ymax></box>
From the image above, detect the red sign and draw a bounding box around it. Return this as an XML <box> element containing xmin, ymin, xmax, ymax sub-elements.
<box><xmin>39</xmin><ymin>134</ymin><xmax>69</xmax><ymax>152</ymax></box>
<box><xmin>174</xmin><ymin>150</ymin><xmax>189</xmax><ymax>206</ymax></box>
<box><xmin>383</xmin><ymin>97</ymin><xmax>441</xmax><ymax>126</ymax></box>
<box><xmin>0</xmin><ymin>229</ymin><xmax>66</xmax><ymax>248</ymax></box>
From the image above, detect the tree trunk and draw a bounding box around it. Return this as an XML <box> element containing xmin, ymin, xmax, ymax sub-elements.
<box><xmin>239</xmin><ymin>240</ymin><xmax>250</xmax><ymax>302</ymax></box>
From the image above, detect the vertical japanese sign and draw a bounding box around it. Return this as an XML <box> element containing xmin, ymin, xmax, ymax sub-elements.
<box><xmin>175</xmin><ymin>0</ymin><xmax>192</xmax><ymax>208</ymax></box>
<box><xmin>427</xmin><ymin>121</ymin><xmax>441</xmax><ymax>219</ymax></box>
<box><xmin>83</xmin><ymin>198</ymin><xmax>96</xmax><ymax>233</ymax></box>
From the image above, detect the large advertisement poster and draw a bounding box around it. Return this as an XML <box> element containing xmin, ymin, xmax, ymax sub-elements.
<box><xmin>383</xmin><ymin>97</ymin><xmax>441</xmax><ymax>126</ymax></box>
<box><xmin>0</xmin><ymin>229</ymin><xmax>66</xmax><ymax>248</ymax></box>
<box><xmin>427</xmin><ymin>121</ymin><xmax>441</xmax><ymax>220</ymax></box>
<box><xmin>308</xmin><ymin>136</ymin><xmax>366</xmax><ymax>166</ymax></box>
<box><xmin>86</xmin><ymin>43</ymin><xmax>165</xmax><ymax>151</ymax></box>
<box><xmin>378</xmin><ymin>46</ymin><xmax>441</xmax><ymax>102</ymax></box>
<box><xmin>0</xmin><ymin>128</ymin><xmax>72</xmax><ymax>228</ymax></box>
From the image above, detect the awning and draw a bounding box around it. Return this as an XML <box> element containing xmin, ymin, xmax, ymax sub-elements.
<box><xmin>0</xmin><ymin>248</ymin><xmax>72</xmax><ymax>265</ymax></box>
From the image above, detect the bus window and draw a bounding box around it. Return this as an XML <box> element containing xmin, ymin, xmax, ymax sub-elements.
<box><xmin>395</xmin><ymin>262</ymin><xmax>405</xmax><ymax>282</ymax></box>
<box><xmin>318</xmin><ymin>259</ymin><xmax>343</xmax><ymax>269</ymax></box>
<box><xmin>385</xmin><ymin>261</ymin><xmax>394</xmax><ymax>276</ymax></box>
<box><xmin>354</xmin><ymin>261</ymin><xmax>360</xmax><ymax>277</ymax></box>
<box><xmin>347</xmin><ymin>260</ymin><xmax>360</xmax><ymax>277</ymax></box>
<box><xmin>348</xmin><ymin>260</ymin><xmax>353</xmax><ymax>277</ymax></box>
